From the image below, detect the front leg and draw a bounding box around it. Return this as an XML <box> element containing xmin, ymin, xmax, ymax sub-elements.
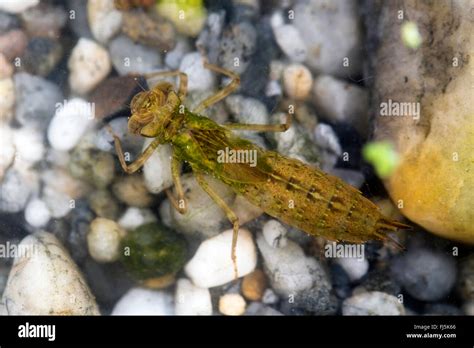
<box><xmin>108</xmin><ymin>125</ymin><xmax>160</xmax><ymax>174</ymax></box>
<box><xmin>165</xmin><ymin>153</ymin><xmax>188</xmax><ymax>214</ymax></box>
<box><xmin>194</xmin><ymin>172</ymin><xmax>240</xmax><ymax>279</ymax></box>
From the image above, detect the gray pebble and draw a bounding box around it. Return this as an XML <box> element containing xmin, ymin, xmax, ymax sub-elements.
<box><xmin>245</xmin><ymin>302</ymin><xmax>282</xmax><ymax>316</ymax></box>
<box><xmin>196</xmin><ymin>11</ymin><xmax>226</xmax><ymax>64</ymax></box>
<box><xmin>14</xmin><ymin>72</ymin><xmax>63</xmax><ymax>132</ymax></box>
<box><xmin>329</xmin><ymin>168</ymin><xmax>365</xmax><ymax>189</ymax></box>
<box><xmin>109</xmin><ymin>35</ymin><xmax>162</xmax><ymax>76</ymax></box>
<box><xmin>21</xmin><ymin>37</ymin><xmax>63</xmax><ymax>76</ymax></box>
<box><xmin>343</xmin><ymin>291</ymin><xmax>405</xmax><ymax>315</ymax></box>
<box><xmin>391</xmin><ymin>247</ymin><xmax>457</xmax><ymax>301</ymax></box>
<box><xmin>218</xmin><ymin>22</ymin><xmax>257</xmax><ymax>75</ymax></box>
<box><xmin>0</xmin><ymin>169</ymin><xmax>33</xmax><ymax>213</ymax></box>
<box><xmin>165</xmin><ymin>35</ymin><xmax>191</xmax><ymax>69</ymax></box>
<box><xmin>314</xmin><ymin>123</ymin><xmax>342</xmax><ymax>171</ymax></box>
<box><xmin>0</xmin><ymin>12</ymin><xmax>20</xmax><ymax>34</ymax></box>
<box><xmin>293</xmin><ymin>0</ymin><xmax>363</xmax><ymax>77</ymax></box>
<box><xmin>225</xmin><ymin>94</ymin><xmax>268</xmax><ymax>125</ymax></box>
<box><xmin>179</xmin><ymin>51</ymin><xmax>216</xmax><ymax>92</ymax></box>
<box><xmin>424</xmin><ymin>303</ymin><xmax>463</xmax><ymax>316</ymax></box>
<box><xmin>67</xmin><ymin>0</ymin><xmax>93</xmax><ymax>39</ymax></box>
<box><xmin>457</xmin><ymin>254</ymin><xmax>474</xmax><ymax>301</ymax></box>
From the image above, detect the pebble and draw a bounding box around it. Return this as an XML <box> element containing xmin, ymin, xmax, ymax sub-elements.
<box><xmin>121</xmin><ymin>222</ymin><xmax>187</xmax><ymax>281</ymax></box>
<box><xmin>0</xmin><ymin>53</ymin><xmax>13</xmax><ymax>78</ymax></box>
<box><xmin>1</xmin><ymin>232</ymin><xmax>100</xmax><ymax>315</ymax></box>
<box><xmin>166</xmin><ymin>173</ymin><xmax>235</xmax><ymax>239</ymax></box>
<box><xmin>141</xmin><ymin>138</ymin><xmax>173</xmax><ymax>193</ymax></box>
<box><xmin>273</xmin><ymin>114</ymin><xmax>320</xmax><ymax>166</ymax></box>
<box><xmin>231</xmin><ymin>194</ymin><xmax>264</xmax><ymax>226</ymax></box>
<box><xmin>0</xmin><ymin>0</ymin><xmax>39</xmax><ymax>14</ymax></box>
<box><xmin>245</xmin><ymin>302</ymin><xmax>283</xmax><ymax>316</ymax></box>
<box><xmin>219</xmin><ymin>293</ymin><xmax>246</xmax><ymax>316</ymax></box>
<box><xmin>47</xmin><ymin>98</ymin><xmax>94</xmax><ymax>151</ymax></box>
<box><xmin>218</xmin><ymin>22</ymin><xmax>257</xmax><ymax>75</ymax></box>
<box><xmin>342</xmin><ymin>291</ymin><xmax>405</xmax><ymax>316</ymax></box>
<box><xmin>225</xmin><ymin>95</ymin><xmax>269</xmax><ymax>126</ymax></box>
<box><xmin>0</xmin><ymin>264</ymin><xmax>9</xmax><ymax>297</ymax></box>
<box><xmin>41</xmin><ymin>168</ymin><xmax>88</xmax><ymax>218</ymax></box>
<box><xmin>391</xmin><ymin>247</ymin><xmax>457</xmax><ymax>301</ymax></box>
<box><xmin>242</xmin><ymin>269</ymin><xmax>267</xmax><ymax>301</ymax></box>
<box><xmin>0</xmin><ymin>169</ymin><xmax>33</xmax><ymax>213</ymax></box>
<box><xmin>282</xmin><ymin>64</ymin><xmax>313</xmax><ymax>100</ymax></box>
<box><xmin>81</xmin><ymin>259</ymin><xmax>134</xmax><ymax>310</ymax></box>
<box><xmin>358</xmin><ymin>269</ymin><xmax>401</xmax><ymax>296</ymax></box>
<box><xmin>262</xmin><ymin>288</ymin><xmax>279</xmax><ymax>305</ymax></box>
<box><xmin>14</xmin><ymin>72</ymin><xmax>63</xmax><ymax>131</ymax></box>
<box><xmin>262</xmin><ymin>219</ymin><xmax>288</xmax><ymax>248</ymax></box>
<box><xmin>95</xmin><ymin>117</ymin><xmax>143</xmax><ymax>155</ymax></box>
<box><xmin>0</xmin><ymin>125</ymin><xmax>15</xmax><ymax>179</ymax></box>
<box><xmin>293</xmin><ymin>284</ymin><xmax>339</xmax><ymax>315</ymax></box>
<box><xmin>21</xmin><ymin>37</ymin><xmax>63</xmax><ymax>76</ymax></box>
<box><xmin>117</xmin><ymin>207</ymin><xmax>157</xmax><ymax>231</ymax></box>
<box><xmin>293</xmin><ymin>0</ymin><xmax>362</xmax><ymax>77</ymax></box>
<box><xmin>0</xmin><ymin>77</ymin><xmax>14</xmax><ymax>122</ymax></box>
<box><xmin>179</xmin><ymin>52</ymin><xmax>216</xmax><ymax>92</ymax></box>
<box><xmin>184</xmin><ymin>89</ymin><xmax>229</xmax><ymax>123</ymax></box>
<box><xmin>271</xmin><ymin>13</ymin><xmax>307</xmax><ymax>63</ymax></box>
<box><xmin>463</xmin><ymin>301</ymin><xmax>474</xmax><ymax>315</ymax></box>
<box><xmin>256</xmin><ymin>232</ymin><xmax>326</xmax><ymax>296</ymax></box>
<box><xmin>457</xmin><ymin>255</ymin><xmax>474</xmax><ymax>301</ymax></box>
<box><xmin>334</xmin><ymin>257</ymin><xmax>369</xmax><ymax>282</ymax></box>
<box><xmin>24</xmin><ymin>198</ymin><xmax>51</xmax><ymax>228</ymax></box>
<box><xmin>0</xmin><ymin>29</ymin><xmax>27</xmax><ymax>61</ymax></box>
<box><xmin>195</xmin><ymin>11</ymin><xmax>225</xmax><ymax>65</ymax></box>
<box><xmin>329</xmin><ymin>168</ymin><xmax>365</xmax><ymax>189</ymax></box>
<box><xmin>68</xmin><ymin>38</ymin><xmax>111</xmax><ymax>94</ymax></box>
<box><xmin>20</xmin><ymin>3</ymin><xmax>67</xmax><ymax>38</ymax></box>
<box><xmin>12</xmin><ymin>126</ymin><xmax>45</xmax><ymax>167</ymax></box>
<box><xmin>165</xmin><ymin>36</ymin><xmax>192</xmax><ymax>69</ymax></box>
<box><xmin>111</xmin><ymin>288</ymin><xmax>174</xmax><ymax>315</ymax></box>
<box><xmin>88</xmin><ymin>189</ymin><xmax>120</xmax><ymax>220</ymax></box>
<box><xmin>112</xmin><ymin>174</ymin><xmax>154</xmax><ymax>208</ymax></box>
<box><xmin>175</xmin><ymin>278</ymin><xmax>212</xmax><ymax>315</ymax></box>
<box><xmin>313</xmin><ymin>123</ymin><xmax>342</xmax><ymax>171</ymax></box>
<box><xmin>312</xmin><ymin>75</ymin><xmax>369</xmax><ymax>136</ymax></box>
<box><xmin>424</xmin><ymin>303</ymin><xmax>463</xmax><ymax>316</ymax></box>
<box><xmin>87</xmin><ymin>0</ymin><xmax>122</xmax><ymax>44</ymax></box>
<box><xmin>0</xmin><ymin>12</ymin><xmax>20</xmax><ymax>33</ymax></box>
<box><xmin>109</xmin><ymin>35</ymin><xmax>162</xmax><ymax>76</ymax></box>
<box><xmin>156</xmin><ymin>0</ymin><xmax>206</xmax><ymax>37</ymax></box>
<box><xmin>69</xmin><ymin>143</ymin><xmax>115</xmax><ymax>188</ymax></box>
<box><xmin>122</xmin><ymin>10</ymin><xmax>176</xmax><ymax>51</ymax></box>
<box><xmin>87</xmin><ymin>217</ymin><xmax>126</xmax><ymax>263</ymax></box>
<box><xmin>185</xmin><ymin>229</ymin><xmax>257</xmax><ymax>288</ymax></box>
<box><xmin>67</xmin><ymin>0</ymin><xmax>93</xmax><ymax>39</ymax></box>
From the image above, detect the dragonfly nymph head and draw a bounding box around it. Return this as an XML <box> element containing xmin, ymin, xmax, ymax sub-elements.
<box><xmin>128</xmin><ymin>81</ymin><xmax>182</xmax><ymax>141</ymax></box>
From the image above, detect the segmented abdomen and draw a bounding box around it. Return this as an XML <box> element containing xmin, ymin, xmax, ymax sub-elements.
<box><xmin>230</xmin><ymin>151</ymin><xmax>395</xmax><ymax>243</ymax></box>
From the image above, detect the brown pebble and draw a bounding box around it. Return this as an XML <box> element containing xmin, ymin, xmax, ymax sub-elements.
<box><xmin>0</xmin><ymin>30</ymin><xmax>28</xmax><ymax>61</ymax></box>
<box><xmin>122</xmin><ymin>10</ymin><xmax>176</xmax><ymax>51</ymax></box>
<box><xmin>0</xmin><ymin>53</ymin><xmax>13</xmax><ymax>78</ymax></box>
<box><xmin>112</xmin><ymin>174</ymin><xmax>154</xmax><ymax>208</ymax></box>
<box><xmin>242</xmin><ymin>269</ymin><xmax>267</xmax><ymax>301</ymax></box>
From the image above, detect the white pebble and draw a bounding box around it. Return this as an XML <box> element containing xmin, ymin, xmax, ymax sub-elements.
<box><xmin>312</xmin><ymin>75</ymin><xmax>368</xmax><ymax>136</ymax></box>
<box><xmin>1</xmin><ymin>232</ymin><xmax>100</xmax><ymax>315</ymax></box>
<box><xmin>256</xmin><ymin>232</ymin><xmax>320</xmax><ymax>296</ymax></box>
<box><xmin>0</xmin><ymin>0</ymin><xmax>38</xmax><ymax>13</ymax></box>
<box><xmin>262</xmin><ymin>219</ymin><xmax>288</xmax><ymax>248</ymax></box>
<box><xmin>0</xmin><ymin>77</ymin><xmax>15</xmax><ymax>121</ymax></box>
<box><xmin>342</xmin><ymin>291</ymin><xmax>405</xmax><ymax>315</ymax></box>
<box><xmin>283</xmin><ymin>64</ymin><xmax>313</xmax><ymax>100</ymax></box>
<box><xmin>24</xmin><ymin>198</ymin><xmax>51</xmax><ymax>228</ymax></box>
<box><xmin>219</xmin><ymin>293</ymin><xmax>246</xmax><ymax>316</ymax></box>
<box><xmin>112</xmin><ymin>288</ymin><xmax>174</xmax><ymax>315</ymax></box>
<box><xmin>262</xmin><ymin>288</ymin><xmax>279</xmax><ymax>305</ymax></box>
<box><xmin>0</xmin><ymin>125</ymin><xmax>15</xmax><ymax>179</ymax></box>
<box><xmin>165</xmin><ymin>36</ymin><xmax>191</xmax><ymax>69</ymax></box>
<box><xmin>87</xmin><ymin>218</ymin><xmax>126</xmax><ymax>263</ymax></box>
<box><xmin>118</xmin><ymin>207</ymin><xmax>157</xmax><ymax>231</ymax></box>
<box><xmin>143</xmin><ymin>139</ymin><xmax>174</xmax><ymax>193</ymax></box>
<box><xmin>87</xmin><ymin>0</ymin><xmax>122</xmax><ymax>44</ymax></box>
<box><xmin>167</xmin><ymin>174</ymin><xmax>235</xmax><ymax>239</ymax></box>
<box><xmin>272</xmin><ymin>22</ymin><xmax>307</xmax><ymax>63</ymax></box>
<box><xmin>68</xmin><ymin>38</ymin><xmax>111</xmax><ymax>94</ymax></box>
<box><xmin>335</xmin><ymin>257</ymin><xmax>369</xmax><ymax>282</ymax></box>
<box><xmin>185</xmin><ymin>229</ymin><xmax>257</xmax><ymax>288</ymax></box>
<box><xmin>179</xmin><ymin>52</ymin><xmax>215</xmax><ymax>92</ymax></box>
<box><xmin>47</xmin><ymin>98</ymin><xmax>94</xmax><ymax>151</ymax></box>
<box><xmin>175</xmin><ymin>278</ymin><xmax>212</xmax><ymax>315</ymax></box>
<box><xmin>13</xmin><ymin>127</ymin><xmax>45</xmax><ymax>165</ymax></box>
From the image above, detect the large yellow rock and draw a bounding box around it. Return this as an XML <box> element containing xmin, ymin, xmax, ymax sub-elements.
<box><xmin>367</xmin><ymin>0</ymin><xmax>474</xmax><ymax>243</ymax></box>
